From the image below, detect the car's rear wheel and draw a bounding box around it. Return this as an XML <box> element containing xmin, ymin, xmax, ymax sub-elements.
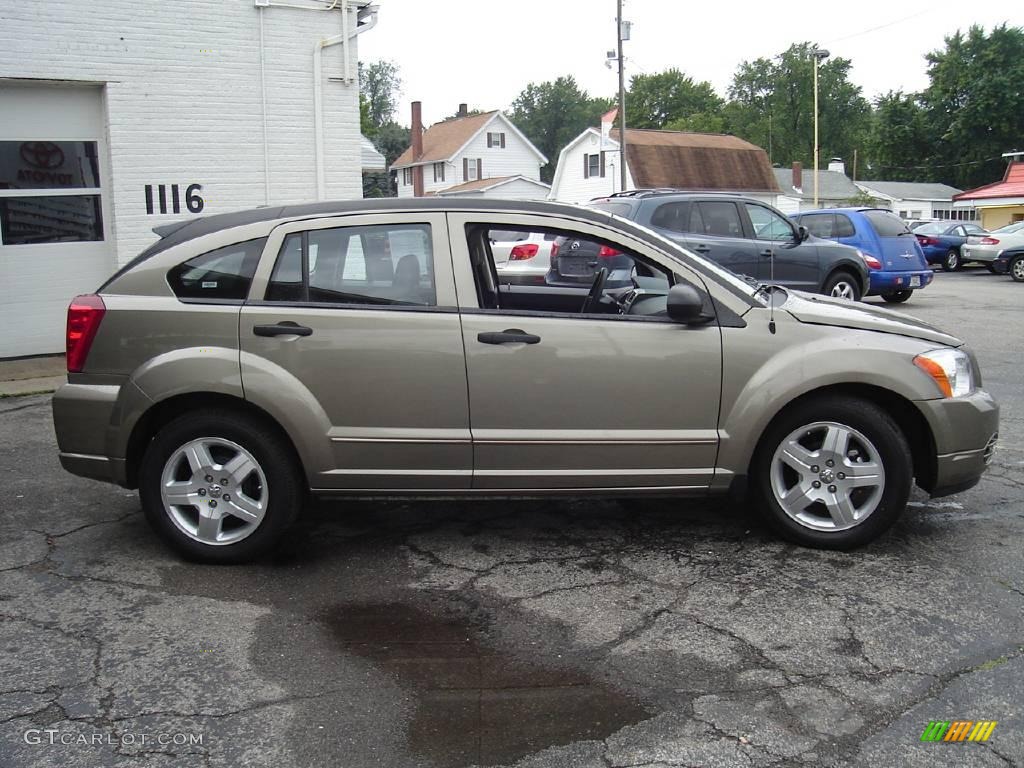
<box><xmin>1010</xmin><ymin>256</ymin><xmax>1024</xmax><ymax>283</ymax></box>
<box><xmin>752</xmin><ymin>396</ymin><xmax>911</xmax><ymax>549</ymax></box>
<box><xmin>942</xmin><ymin>249</ymin><xmax>961</xmax><ymax>271</ymax></box>
<box><xmin>881</xmin><ymin>290</ymin><xmax>913</xmax><ymax>303</ymax></box>
<box><xmin>823</xmin><ymin>271</ymin><xmax>861</xmax><ymax>301</ymax></box>
<box><xmin>986</xmin><ymin>263</ymin><xmax>999</xmax><ymax>274</ymax></box>
<box><xmin>139</xmin><ymin>409</ymin><xmax>303</xmax><ymax>563</ymax></box>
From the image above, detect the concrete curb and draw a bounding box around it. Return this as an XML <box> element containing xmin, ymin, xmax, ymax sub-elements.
<box><xmin>0</xmin><ymin>375</ymin><xmax>65</xmax><ymax>397</ymax></box>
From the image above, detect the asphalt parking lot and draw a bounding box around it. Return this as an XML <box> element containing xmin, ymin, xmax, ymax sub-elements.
<box><xmin>1</xmin><ymin>268</ymin><xmax>1021</xmax><ymax>768</ymax></box>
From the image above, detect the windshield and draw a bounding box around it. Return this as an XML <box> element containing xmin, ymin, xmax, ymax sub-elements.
<box><xmin>914</xmin><ymin>222</ymin><xmax>948</xmax><ymax>235</ymax></box>
<box><xmin>863</xmin><ymin>209</ymin><xmax>912</xmax><ymax>237</ymax></box>
<box><xmin>993</xmin><ymin>221</ymin><xmax>1024</xmax><ymax>234</ymax></box>
<box><xmin>597</xmin><ymin>210</ymin><xmax>767</xmax><ymax>304</ymax></box>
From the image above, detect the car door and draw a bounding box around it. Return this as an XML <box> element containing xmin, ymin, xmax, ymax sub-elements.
<box><xmin>240</xmin><ymin>212</ymin><xmax>472</xmax><ymax>490</ymax></box>
<box><xmin>742</xmin><ymin>202</ymin><xmax>817</xmax><ymax>290</ymax></box>
<box><xmin>446</xmin><ymin>212</ymin><xmax>723</xmax><ymax>491</ymax></box>
<box><xmin>686</xmin><ymin>201</ymin><xmax>761</xmax><ymax>281</ymax></box>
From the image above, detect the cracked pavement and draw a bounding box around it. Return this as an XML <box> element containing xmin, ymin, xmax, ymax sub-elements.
<box><xmin>1</xmin><ymin>269</ymin><xmax>1022</xmax><ymax>767</ymax></box>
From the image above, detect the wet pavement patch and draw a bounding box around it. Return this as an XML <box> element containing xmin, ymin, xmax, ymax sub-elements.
<box><xmin>318</xmin><ymin>602</ymin><xmax>649</xmax><ymax>767</ymax></box>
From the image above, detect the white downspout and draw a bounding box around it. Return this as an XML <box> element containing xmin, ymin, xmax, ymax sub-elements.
<box><xmin>312</xmin><ymin>1</ymin><xmax>378</xmax><ymax>200</ymax></box>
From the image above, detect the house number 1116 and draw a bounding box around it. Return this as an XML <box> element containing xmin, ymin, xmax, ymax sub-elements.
<box><xmin>145</xmin><ymin>183</ymin><xmax>204</xmax><ymax>215</ymax></box>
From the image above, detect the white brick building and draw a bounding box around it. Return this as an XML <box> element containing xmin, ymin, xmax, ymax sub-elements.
<box><xmin>0</xmin><ymin>0</ymin><xmax>378</xmax><ymax>358</ymax></box>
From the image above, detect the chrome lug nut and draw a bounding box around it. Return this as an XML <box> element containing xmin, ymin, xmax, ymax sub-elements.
<box><xmin>811</xmin><ymin>465</ymin><xmax>819</xmax><ymax>473</ymax></box>
<box><xmin>223</xmin><ymin>494</ymin><xmax>230</xmax><ymax>501</ymax></box>
<box><xmin>828</xmin><ymin>485</ymin><xmax>837</xmax><ymax>493</ymax></box>
<box><xmin>826</xmin><ymin>459</ymin><xmax>835</xmax><ymax>467</ymax></box>
<box><xmin>198</xmin><ymin>488</ymin><xmax>206</xmax><ymax>496</ymax></box>
<box><xmin>220</xmin><ymin>478</ymin><xmax>228</xmax><ymax>485</ymax></box>
<box><xmin>812</xmin><ymin>481</ymin><xmax>821</xmax><ymax>488</ymax></box>
<box><xmin>205</xmin><ymin>475</ymin><xmax>213</xmax><ymax>482</ymax></box>
<box><xmin>837</xmin><ymin>472</ymin><xmax>846</xmax><ymax>480</ymax></box>
<box><xmin>209</xmin><ymin>500</ymin><xmax>217</xmax><ymax>508</ymax></box>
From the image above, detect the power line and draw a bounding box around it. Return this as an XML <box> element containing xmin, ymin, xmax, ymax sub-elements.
<box><xmin>824</xmin><ymin>9</ymin><xmax>931</xmax><ymax>45</ymax></box>
<box><xmin>874</xmin><ymin>155</ymin><xmax>1004</xmax><ymax>171</ymax></box>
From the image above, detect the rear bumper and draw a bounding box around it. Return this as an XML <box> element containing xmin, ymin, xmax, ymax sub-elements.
<box><xmin>921</xmin><ymin>245</ymin><xmax>949</xmax><ymax>263</ymax></box>
<box><xmin>916</xmin><ymin>389</ymin><xmax>999</xmax><ymax>497</ymax></box>
<box><xmin>52</xmin><ymin>382</ymin><xmax>130</xmax><ymax>487</ymax></box>
<box><xmin>868</xmin><ymin>269</ymin><xmax>934</xmax><ymax>295</ymax></box>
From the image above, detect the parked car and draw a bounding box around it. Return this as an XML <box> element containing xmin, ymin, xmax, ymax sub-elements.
<box><xmin>791</xmin><ymin>208</ymin><xmax>934</xmax><ymax>303</ymax></box>
<box><xmin>912</xmin><ymin>221</ymin><xmax>987</xmax><ymax>271</ymax></box>
<box><xmin>905</xmin><ymin>219</ymin><xmax>940</xmax><ymax>231</ymax></box>
<box><xmin>53</xmin><ymin>199</ymin><xmax>998</xmax><ymax>562</ymax></box>
<box><xmin>584</xmin><ymin>192</ymin><xmax>870</xmax><ymax>301</ymax></box>
<box><xmin>491</xmin><ymin>229</ymin><xmax>557</xmax><ymax>285</ymax></box>
<box><xmin>962</xmin><ymin>222</ymin><xmax>1024</xmax><ymax>273</ymax></box>
<box><xmin>992</xmin><ymin>247</ymin><xmax>1024</xmax><ymax>282</ymax></box>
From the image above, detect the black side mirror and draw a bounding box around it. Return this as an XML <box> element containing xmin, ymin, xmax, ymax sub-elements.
<box><xmin>797</xmin><ymin>224</ymin><xmax>809</xmax><ymax>242</ymax></box>
<box><xmin>666</xmin><ymin>284</ymin><xmax>711</xmax><ymax>324</ymax></box>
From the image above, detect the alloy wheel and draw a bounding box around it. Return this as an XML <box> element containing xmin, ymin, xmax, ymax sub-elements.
<box><xmin>1012</xmin><ymin>258</ymin><xmax>1024</xmax><ymax>281</ymax></box>
<box><xmin>159</xmin><ymin>437</ymin><xmax>268</xmax><ymax>545</ymax></box>
<box><xmin>945</xmin><ymin>250</ymin><xmax>959</xmax><ymax>270</ymax></box>
<box><xmin>829</xmin><ymin>280</ymin><xmax>856</xmax><ymax>300</ymax></box>
<box><xmin>770</xmin><ymin>421</ymin><xmax>885</xmax><ymax>532</ymax></box>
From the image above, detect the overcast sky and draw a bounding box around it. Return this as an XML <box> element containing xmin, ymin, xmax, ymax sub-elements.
<box><xmin>358</xmin><ymin>0</ymin><xmax>1020</xmax><ymax>127</ymax></box>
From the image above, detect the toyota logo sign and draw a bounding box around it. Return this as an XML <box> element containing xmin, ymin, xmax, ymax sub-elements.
<box><xmin>20</xmin><ymin>141</ymin><xmax>65</xmax><ymax>170</ymax></box>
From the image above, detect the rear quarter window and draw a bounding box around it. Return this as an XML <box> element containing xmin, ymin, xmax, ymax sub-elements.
<box><xmin>167</xmin><ymin>238</ymin><xmax>266</xmax><ymax>300</ymax></box>
<box><xmin>863</xmin><ymin>210</ymin><xmax>911</xmax><ymax>237</ymax></box>
<box><xmin>588</xmin><ymin>201</ymin><xmax>634</xmax><ymax>217</ymax></box>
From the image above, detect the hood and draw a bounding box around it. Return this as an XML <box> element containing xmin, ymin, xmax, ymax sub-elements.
<box><xmin>779</xmin><ymin>290</ymin><xmax>961</xmax><ymax>346</ymax></box>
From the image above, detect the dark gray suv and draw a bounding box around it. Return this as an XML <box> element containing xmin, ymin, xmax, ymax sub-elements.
<box><xmin>588</xmin><ymin>191</ymin><xmax>870</xmax><ymax>301</ymax></box>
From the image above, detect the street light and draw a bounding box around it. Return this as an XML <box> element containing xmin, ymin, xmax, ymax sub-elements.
<box><xmin>812</xmin><ymin>47</ymin><xmax>830</xmax><ymax>208</ymax></box>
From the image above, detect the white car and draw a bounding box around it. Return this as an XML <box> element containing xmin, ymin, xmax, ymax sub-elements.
<box><xmin>491</xmin><ymin>229</ymin><xmax>557</xmax><ymax>285</ymax></box>
<box><xmin>962</xmin><ymin>222</ymin><xmax>1024</xmax><ymax>271</ymax></box>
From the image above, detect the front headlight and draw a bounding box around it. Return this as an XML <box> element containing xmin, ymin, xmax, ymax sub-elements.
<box><xmin>913</xmin><ymin>348</ymin><xmax>974</xmax><ymax>398</ymax></box>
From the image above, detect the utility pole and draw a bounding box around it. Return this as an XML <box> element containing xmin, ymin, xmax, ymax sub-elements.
<box><xmin>811</xmin><ymin>47</ymin><xmax>830</xmax><ymax>208</ymax></box>
<box><xmin>616</xmin><ymin>0</ymin><xmax>627</xmax><ymax>192</ymax></box>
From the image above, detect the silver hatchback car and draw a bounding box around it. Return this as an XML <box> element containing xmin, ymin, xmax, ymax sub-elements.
<box><xmin>53</xmin><ymin>199</ymin><xmax>999</xmax><ymax>562</ymax></box>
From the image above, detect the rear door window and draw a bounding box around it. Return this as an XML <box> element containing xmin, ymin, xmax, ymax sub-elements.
<box><xmin>167</xmin><ymin>238</ymin><xmax>266</xmax><ymax>300</ymax></box>
<box><xmin>266</xmin><ymin>223</ymin><xmax>435</xmax><ymax>306</ymax></box>
<box><xmin>834</xmin><ymin>214</ymin><xmax>856</xmax><ymax>238</ymax></box>
<box><xmin>697</xmin><ymin>201</ymin><xmax>744</xmax><ymax>237</ymax></box>
<box><xmin>801</xmin><ymin>213</ymin><xmax>835</xmax><ymax>238</ymax></box>
<box><xmin>649</xmin><ymin>202</ymin><xmax>690</xmax><ymax>233</ymax></box>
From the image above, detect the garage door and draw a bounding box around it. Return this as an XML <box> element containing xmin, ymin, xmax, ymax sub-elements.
<box><xmin>0</xmin><ymin>83</ymin><xmax>115</xmax><ymax>358</ymax></box>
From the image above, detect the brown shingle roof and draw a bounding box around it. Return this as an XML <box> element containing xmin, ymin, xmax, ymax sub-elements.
<box><xmin>615</xmin><ymin>129</ymin><xmax>781</xmax><ymax>193</ymax></box>
<box><xmin>392</xmin><ymin>111</ymin><xmax>498</xmax><ymax>169</ymax></box>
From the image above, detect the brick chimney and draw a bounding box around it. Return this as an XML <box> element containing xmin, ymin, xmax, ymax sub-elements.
<box><xmin>792</xmin><ymin>161</ymin><xmax>803</xmax><ymax>191</ymax></box>
<box><xmin>411</xmin><ymin>101</ymin><xmax>424</xmax><ymax>198</ymax></box>
<box><xmin>457</xmin><ymin>103</ymin><xmax>468</xmax><ymax>118</ymax></box>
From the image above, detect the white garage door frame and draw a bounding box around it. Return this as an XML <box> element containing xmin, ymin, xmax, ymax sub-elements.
<box><xmin>0</xmin><ymin>80</ymin><xmax>116</xmax><ymax>358</ymax></box>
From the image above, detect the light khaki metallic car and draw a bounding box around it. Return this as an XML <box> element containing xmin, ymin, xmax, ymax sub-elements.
<box><xmin>53</xmin><ymin>199</ymin><xmax>999</xmax><ymax>562</ymax></box>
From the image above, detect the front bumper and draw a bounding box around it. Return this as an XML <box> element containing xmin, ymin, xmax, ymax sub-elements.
<box><xmin>916</xmin><ymin>389</ymin><xmax>999</xmax><ymax>497</ymax></box>
<box><xmin>868</xmin><ymin>269</ymin><xmax>934</xmax><ymax>295</ymax></box>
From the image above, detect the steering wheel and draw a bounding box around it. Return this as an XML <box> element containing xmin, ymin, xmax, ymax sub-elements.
<box><xmin>581</xmin><ymin>267</ymin><xmax>609</xmax><ymax>313</ymax></box>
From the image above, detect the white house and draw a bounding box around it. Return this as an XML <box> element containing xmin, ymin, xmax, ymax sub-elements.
<box><xmin>391</xmin><ymin>106</ymin><xmax>548</xmax><ymax>199</ymax></box>
<box><xmin>855</xmin><ymin>180</ymin><xmax>974</xmax><ymax>222</ymax></box>
<box><xmin>550</xmin><ymin>128</ymin><xmax>781</xmax><ymax>205</ymax></box>
<box><xmin>0</xmin><ymin>0</ymin><xmax>378</xmax><ymax>358</ymax></box>
<box><xmin>772</xmin><ymin>161</ymin><xmax>864</xmax><ymax>214</ymax></box>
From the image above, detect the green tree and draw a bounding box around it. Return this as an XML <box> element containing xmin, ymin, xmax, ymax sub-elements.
<box><xmin>727</xmin><ymin>42</ymin><xmax>871</xmax><ymax>169</ymax></box>
<box><xmin>865</xmin><ymin>91</ymin><xmax>932</xmax><ymax>181</ymax></box>
<box><xmin>358</xmin><ymin>60</ymin><xmax>402</xmax><ymax>134</ymax></box>
<box><xmin>921</xmin><ymin>24</ymin><xmax>1024</xmax><ymax>188</ymax></box>
<box><xmin>510</xmin><ymin>76</ymin><xmax>613</xmax><ymax>183</ymax></box>
<box><xmin>358</xmin><ymin>60</ymin><xmax>405</xmax><ymax>196</ymax></box>
<box><xmin>626</xmin><ymin>69</ymin><xmax>723</xmax><ymax>129</ymax></box>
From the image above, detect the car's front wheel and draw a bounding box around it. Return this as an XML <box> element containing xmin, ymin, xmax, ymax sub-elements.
<box><xmin>822</xmin><ymin>271</ymin><xmax>862</xmax><ymax>301</ymax></box>
<box><xmin>752</xmin><ymin>396</ymin><xmax>912</xmax><ymax>549</ymax></box>
<box><xmin>882</xmin><ymin>290</ymin><xmax>913</xmax><ymax>303</ymax></box>
<box><xmin>942</xmin><ymin>249</ymin><xmax>961</xmax><ymax>271</ymax></box>
<box><xmin>139</xmin><ymin>409</ymin><xmax>303</xmax><ymax>563</ymax></box>
<box><xmin>1010</xmin><ymin>255</ymin><xmax>1024</xmax><ymax>283</ymax></box>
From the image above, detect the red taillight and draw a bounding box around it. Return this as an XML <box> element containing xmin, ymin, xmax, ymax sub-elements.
<box><xmin>66</xmin><ymin>294</ymin><xmax>106</xmax><ymax>373</ymax></box>
<box><xmin>550</xmin><ymin>242</ymin><xmax>560</xmax><ymax>258</ymax></box>
<box><xmin>597</xmin><ymin>245</ymin><xmax>621</xmax><ymax>258</ymax></box>
<box><xmin>862</xmin><ymin>254</ymin><xmax>883</xmax><ymax>269</ymax></box>
<box><xmin>980</xmin><ymin>237</ymin><xmax>1000</xmax><ymax>245</ymax></box>
<box><xmin>916</xmin><ymin>235</ymin><xmax>939</xmax><ymax>246</ymax></box>
<box><xmin>509</xmin><ymin>243</ymin><xmax>539</xmax><ymax>261</ymax></box>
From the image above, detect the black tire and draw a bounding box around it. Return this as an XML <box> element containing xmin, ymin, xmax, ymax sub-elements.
<box><xmin>139</xmin><ymin>409</ymin><xmax>303</xmax><ymax>563</ymax></box>
<box><xmin>751</xmin><ymin>396</ymin><xmax>912</xmax><ymax>550</ymax></box>
<box><xmin>942</xmin><ymin>249</ymin><xmax>961</xmax><ymax>272</ymax></box>
<box><xmin>986</xmin><ymin>263</ymin><xmax>999</xmax><ymax>274</ymax></box>
<box><xmin>1010</xmin><ymin>256</ymin><xmax>1024</xmax><ymax>283</ymax></box>
<box><xmin>881</xmin><ymin>290</ymin><xmax>913</xmax><ymax>304</ymax></box>
<box><xmin>822</xmin><ymin>270</ymin><xmax>862</xmax><ymax>301</ymax></box>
